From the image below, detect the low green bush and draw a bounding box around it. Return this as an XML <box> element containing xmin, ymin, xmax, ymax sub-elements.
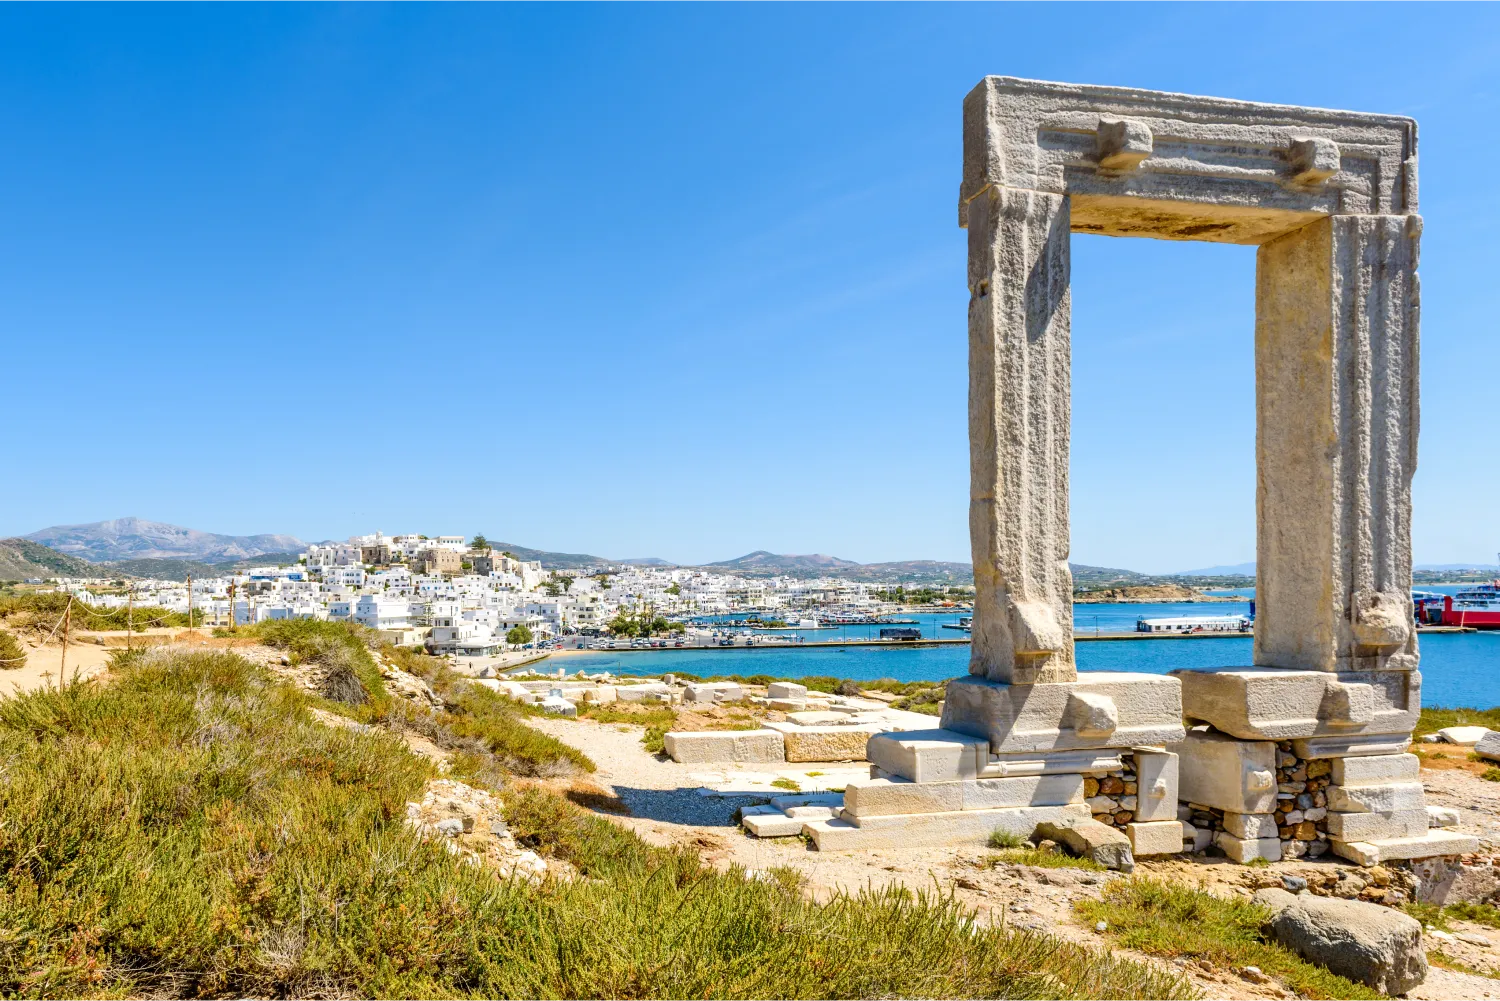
<box><xmin>1077</xmin><ymin>877</ymin><xmax>1382</xmax><ymax>1000</ymax></box>
<box><xmin>0</xmin><ymin>628</ymin><xmax>24</xmax><ymax>670</ymax></box>
<box><xmin>0</xmin><ymin>648</ymin><xmax>1193</xmax><ymax>1000</ymax></box>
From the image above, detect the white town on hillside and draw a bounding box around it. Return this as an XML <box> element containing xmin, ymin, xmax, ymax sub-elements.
<box><xmin>34</xmin><ymin>531</ymin><xmax>966</xmax><ymax>654</ymax></box>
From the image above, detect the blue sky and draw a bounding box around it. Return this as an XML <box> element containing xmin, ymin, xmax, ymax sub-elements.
<box><xmin>2</xmin><ymin>4</ymin><xmax>1496</xmax><ymax>572</ymax></box>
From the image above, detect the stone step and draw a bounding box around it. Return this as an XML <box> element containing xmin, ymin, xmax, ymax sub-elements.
<box><xmin>803</xmin><ymin>802</ymin><xmax>1090</xmax><ymax>851</ymax></box>
<box><xmin>1331</xmin><ymin>829</ymin><xmax>1481</xmax><ymax>866</ymax></box>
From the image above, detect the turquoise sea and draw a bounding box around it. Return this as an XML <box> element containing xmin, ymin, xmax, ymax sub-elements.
<box><xmin>566</xmin><ymin>600</ymin><xmax>1500</xmax><ymax>708</ymax></box>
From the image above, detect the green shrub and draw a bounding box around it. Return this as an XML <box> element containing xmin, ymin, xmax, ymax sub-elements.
<box><xmin>0</xmin><ymin>649</ymin><xmax>1192</xmax><ymax>1000</ymax></box>
<box><xmin>0</xmin><ymin>628</ymin><xmax>24</xmax><ymax>670</ymax></box>
<box><xmin>386</xmin><ymin>645</ymin><xmax>594</xmax><ymax>775</ymax></box>
<box><xmin>1078</xmin><ymin>877</ymin><xmax>1382</xmax><ymax>1000</ymax></box>
<box><xmin>988</xmin><ymin>829</ymin><xmax>1026</xmax><ymax>849</ymax></box>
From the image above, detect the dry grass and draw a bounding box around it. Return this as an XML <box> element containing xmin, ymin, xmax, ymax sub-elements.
<box><xmin>0</xmin><ymin>647</ymin><xmax>1196</xmax><ymax>999</ymax></box>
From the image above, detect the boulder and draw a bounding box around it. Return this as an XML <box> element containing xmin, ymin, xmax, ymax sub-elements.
<box><xmin>1033</xmin><ymin>818</ymin><xmax>1135</xmax><ymax>872</ymax></box>
<box><xmin>1252</xmin><ymin>888</ymin><xmax>1426</xmax><ymax>994</ymax></box>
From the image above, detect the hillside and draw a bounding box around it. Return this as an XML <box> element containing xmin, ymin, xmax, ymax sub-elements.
<box><xmin>26</xmin><ymin>517</ymin><xmax>305</xmax><ymax>562</ymax></box>
<box><xmin>0</xmin><ymin>538</ymin><xmax>99</xmax><ymax>581</ymax></box>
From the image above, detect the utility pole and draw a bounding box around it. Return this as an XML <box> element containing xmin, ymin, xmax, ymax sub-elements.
<box><xmin>227</xmin><ymin>582</ymin><xmax>236</xmax><ymax>631</ymax></box>
<box><xmin>127</xmin><ymin>581</ymin><xmax>134</xmax><ymax>652</ymax></box>
<box><xmin>187</xmin><ymin>575</ymin><xmax>194</xmax><ymax>634</ymax></box>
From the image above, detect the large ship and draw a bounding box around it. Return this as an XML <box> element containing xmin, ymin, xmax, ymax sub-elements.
<box><xmin>1442</xmin><ymin>584</ymin><xmax>1500</xmax><ymax>628</ymax></box>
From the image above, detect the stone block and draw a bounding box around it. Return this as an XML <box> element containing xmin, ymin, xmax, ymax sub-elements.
<box><xmin>1127</xmin><ymin>820</ymin><xmax>1184</xmax><ymax>857</ymax></box>
<box><xmin>1331</xmin><ymin>830</ymin><xmax>1481</xmax><ymax>866</ymax></box>
<box><xmin>965</xmin><ymin>773</ymin><xmax>1085</xmax><ymax>811</ymax></box>
<box><xmin>1325</xmin><ymin>809</ymin><xmax>1428</xmax><ymax>842</ymax></box>
<box><xmin>662</xmin><ymin>729</ymin><xmax>784</xmax><ymax>764</ymax></box>
<box><xmin>1291</xmin><ymin>733</ymin><xmax>1411</xmax><ymax>759</ymax></box>
<box><xmin>939</xmin><ymin>674</ymin><xmax>1184</xmax><ymax>753</ymax></box>
<box><xmin>1223</xmin><ymin>811</ymin><xmax>1279</xmax><ymax>839</ymax></box>
<box><xmin>841</xmin><ymin>773</ymin><xmax>1084</xmax><ymax>818</ymax></box>
<box><xmin>1326</xmin><ymin>781</ymin><xmax>1426</xmax><ymax>814</ymax></box>
<box><xmin>1331</xmin><ymin>753</ymin><xmax>1420</xmax><ymax>785</ymax></box>
<box><xmin>1034</xmin><ymin>818</ymin><xmax>1135</xmax><ymax>871</ymax></box>
<box><xmin>1190</xmin><ymin>824</ymin><xmax>1213</xmax><ymax>853</ymax></box>
<box><xmin>768</xmin><ymin>792</ymin><xmax>843</xmax><ymax>811</ymax></box>
<box><xmin>761</xmin><ymin>721</ymin><xmax>883</xmax><ymax>762</ymax></box>
<box><xmin>741</xmin><ymin>811</ymin><xmax>803</xmax><ymax>838</ymax></box>
<box><xmin>684</xmin><ymin>682</ymin><xmax>744</xmax><ymax>704</ymax></box>
<box><xmin>1131</xmin><ymin>748</ymin><xmax>1179</xmax><ymax>821</ymax></box>
<box><xmin>1427</xmin><ymin>805</ymin><xmax>1461</xmax><ymax>828</ymax></box>
<box><xmin>866</xmin><ymin>729</ymin><xmax>987</xmax><ymax>783</ymax></box>
<box><xmin>841</xmin><ymin>777</ymin><xmax>963</xmax><ymax>817</ymax></box>
<box><xmin>1436</xmin><ymin>725</ymin><xmax>1491</xmax><ymax>746</ymax></box>
<box><xmin>1475</xmin><ymin>730</ymin><xmax>1500</xmax><ymax>763</ymax></box>
<box><xmin>1173</xmin><ymin>729</ymin><xmax>1278</xmax><ymax>814</ymax></box>
<box><xmin>1172</xmin><ymin>668</ymin><xmax>1420</xmax><ymax>740</ymax></box>
<box><xmin>617</xmin><ymin>683</ymin><xmax>672</xmax><ymax>703</ymax></box>
<box><xmin>767</xmin><ymin>682</ymin><xmax>807</xmax><ymax>700</ymax></box>
<box><xmin>539</xmin><ymin>696</ymin><xmax>577</xmax><ymax>716</ymax></box>
<box><xmin>805</xmin><ymin>803</ymin><xmax>1090</xmax><ymax>851</ymax></box>
<box><xmin>581</xmin><ymin>685</ymin><xmax>618</xmax><ymax>704</ymax></box>
<box><xmin>1214</xmin><ymin>832</ymin><xmax>1282</xmax><ymax>863</ymax></box>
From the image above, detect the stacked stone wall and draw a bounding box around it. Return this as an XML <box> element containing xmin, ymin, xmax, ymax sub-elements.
<box><xmin>1084</xmin><ymin>762</ymin><xmax>1138</xmax><ymax>829</ymax></box>
<box><xmin>1273</xmin><ymin>743</ymin><xmax>1331</xmax><ymax>858</ymax></box>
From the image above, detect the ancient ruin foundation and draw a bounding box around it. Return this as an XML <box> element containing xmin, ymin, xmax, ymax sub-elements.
<box><xmin>751</xmin><ymin>78</ymin><xmax>1475</xmax><ymax>868</ymax></box>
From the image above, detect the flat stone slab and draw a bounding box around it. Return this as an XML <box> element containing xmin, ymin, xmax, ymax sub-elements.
<box><xmin>841</xmin><ymin>773</ymin><xmax>1084</xmax><ymax>818</ymax></box>
<box><xmin>662</xmin><ymin>729</ymin><xmax>784</xmax><ymax>764</ymax></box>
<box><xmin>1331</xmin><ymin>830</ymin><xmax>1481</xmax><ymax>866</ymax></box>
<box><xmin>805</xmin><ymin>803</ymin><xmax>1090</xmax><ymax>851</ymax></box>
<box><xmin>939</xmin><ymin>673</ymin><xmax>1184</xmax><ymax>753</ymax></box>
<box><xmin>1172</xmin><ymin>668</ymin><xmax>1420</xmax><ymax>740</ymax></box>
<box><xmin>1325</xmin><ymin>808</ymin><xmax>1428</xmax><ymax>842</ymax></box>
<box><xmin>1435</xmin><ymin>725</ymin><xmax>1492</xmax><ymax>746</ymax></box>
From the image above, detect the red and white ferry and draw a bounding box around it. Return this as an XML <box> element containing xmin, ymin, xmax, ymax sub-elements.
<box><xmin>1442</xmin><ymin>584</ymin><xmax>1500</xmax><ymax>628</ymax></box>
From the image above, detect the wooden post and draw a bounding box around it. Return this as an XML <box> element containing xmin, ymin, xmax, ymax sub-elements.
<box><xmin>60</xmin><ymin>596</ymin><xmax>72</xmax><ymax>687</ymax></box>
<box><xmin>127</xmin><ymin>582</ymin><xmax>134</xmax><ymax>652</ymax></box>
<box><xmin>187</xmin><ymin>575</ymin><xmax>194</xmax><ymax>634</ymax></box>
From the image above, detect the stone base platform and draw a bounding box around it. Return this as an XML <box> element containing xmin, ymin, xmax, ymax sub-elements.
<box><xmin>805</xmin><ymin>803</ymin><xmax>1091</xmax><ymax>851</ymax></box>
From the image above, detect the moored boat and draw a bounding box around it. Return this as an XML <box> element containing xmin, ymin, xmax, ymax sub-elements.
<box><xmin>1443</xmin><ymin>584</ymin><xmax>1500</xmax><ymax>628</ymax></box>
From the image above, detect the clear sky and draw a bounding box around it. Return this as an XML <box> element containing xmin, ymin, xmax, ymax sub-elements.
<box><xmin>3</xmin><ymin>4</ymin><xmax>1496</xmax><ymax>572</ymax></box>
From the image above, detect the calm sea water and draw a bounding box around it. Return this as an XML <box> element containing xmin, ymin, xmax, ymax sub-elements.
<box><xmin>565</xmin><ymin>602</ymin><xmax>1500</xmax><ymax>708</ymax></box>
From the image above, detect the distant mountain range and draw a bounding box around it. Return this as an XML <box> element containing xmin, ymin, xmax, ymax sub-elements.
<box><xmin>26</xmin><ymin>518</ymin><xmax>306</xmax><ymax>562</ymax></box>
<box><xmin>1173</xmin><ymin>561</ymin><xmax>1257</xmax><ymax>576</ymax></box>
